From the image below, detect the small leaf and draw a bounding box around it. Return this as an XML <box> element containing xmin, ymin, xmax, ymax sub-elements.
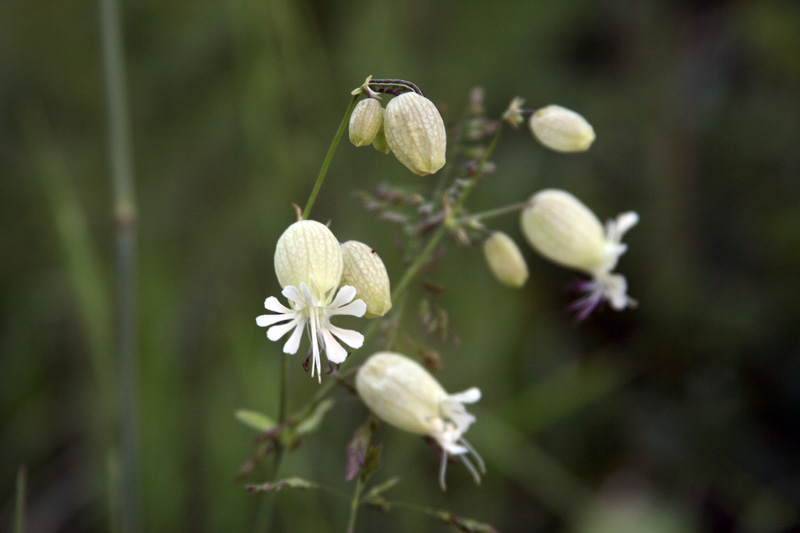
<box><xmin>436</xmin><ymin>511</ymin><xmax>498</xmax><ymax>533</ymax></box>
<box><xmin>360</xmin><ymin>444</ymin><xmax>382</xmax><ymax>484</ymax></box>
<box><xmin>235</xmin><ymin>409</ymin><xmax>276</xmax><ymax>432</ymax></box>
<box><xmin>295</xmin><ymin>399</ymin><xmax>334</xmax><ymax>435</ymax></box>
<box><xmin>362</xmin><ymin>476</ymin><xmax>400</xmax><ymax>509</ymax></box>
<box><xmin>245</xmin><ymin>477</ymin><xmax>318</xmax><ymax>493</ymax></box>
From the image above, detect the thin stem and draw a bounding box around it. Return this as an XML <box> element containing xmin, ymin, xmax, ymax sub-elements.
<box><xmin>273</xmin><ymin>354</ymin><xmax>289</xmax><ymax>472</ymax></box>
<box><xmin>302</xmin><ymin>94</ymin><xmax>360</xmax><ymax>220</ymax></box>
<box><xmin>345</xmin><ymin>475</ymin><xmax>365</xmax><ymax>533</ymax></box>
<box><xmin>455</xmin><ymin>201</ymin><xmax>530</xmax><ymax>226</ymax></box>
<box><xmin>99</xmin><ymin>0</ymin><xmax>140</xmax><ymax>531</ymax></box>
<box><xmin>14</xmin><ymin>466</ymin><xmax>26</xmax><ymax>533</ymax></box>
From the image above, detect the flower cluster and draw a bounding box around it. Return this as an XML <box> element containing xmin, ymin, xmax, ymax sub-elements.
<box><xmin>256</xmin><ymin>220</ymin><xmax>391</xmax><ymax>382</ymax></box>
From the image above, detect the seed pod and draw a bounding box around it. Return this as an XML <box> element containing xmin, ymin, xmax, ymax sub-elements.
<box><xmin>483</xmin><ymin>231</ymin><xmax>529</xmax><ymax>288</ymax></box>
<box><xmin>520</xmin><ymin>189</ymin><xmax>605</xmax><ymax>275</ymax></box>
<box><xmin>339</xmin><ymin>241</ymin><xmax>392</xmax><ymax>318</ymax></box>
<box><xmin>384</xmin><ymin>92</ymin><xmax>446</xmax><ymax>176</ymax></box>
<box><xmin>529</xmin><ymin>105</ymin><xmax>595</xmax><ymax>153</ymax></box>
<box><xmin>274</xmin><ymin>220</ymin><xmax>343</xmax><ymax>297</ymax></box>
<box><xmin>349</xmin><ymin>98</ymin><xmax>383</xmax><ymax>147</ymax></box>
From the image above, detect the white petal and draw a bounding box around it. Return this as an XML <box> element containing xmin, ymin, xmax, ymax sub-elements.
<box><xmin>327</xmin><ymin>323</ymin><xmax>364</xmax><ymax>349</ymax></box>
<box><xmin>329</xmin><ymin>285</ymin><xmax>357</xmax><ymax>308</ymax></box>
<box><xmin>267</xmin><ymin>319</ymin><xmax>300</xmax><ymax>342</ymax></box>
<box><xmin>615</xmin><ymin>211</ymin><xmax>639</xmax><ymax>236</ymax></box>
<box><xmin>282</xmin><ymin>285</ymin><xmax>306</xmax><ymax>306</ymax></box>
<box><xmin>448</xmin><ymin>387</ymin><xmax>481</xmax><ymax>404</ymax></box>
<box><xmin>329</xmin><ymin>299</ymin><xmax>367</xmax><ymax>318</ymax></box>
<box><xmin>299</xmin><ymin>282</ymin><xmax>318</xmax><ymax>305</ymax></box>
<box><xmin>264</xmin><ymin>296</ymin><xmax>292</xmax><ymax>314</ymax></box>
<box><xmin>282</xmin><ymin>318</ymin><xmax>306</xmax><ymax>354</ymax></box>
<box><xmin>256</xmin><ymin>312</ymin><xmax>294</xmax><ymax>327</ymax></box>
<box><xmin>320</xmin><ymin>327</ymin><xmax>349</xmax><ymax>364</ymax></box>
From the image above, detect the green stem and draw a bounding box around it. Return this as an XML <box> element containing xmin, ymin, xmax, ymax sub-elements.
<box><xmin>345</xmin><ymin>475</ymin><xmax>365</xmax><ymax>533</ymax></box>
<box><xmin>302</xmin><ymin>94</ymin><xmax>360</xmax><ymax>220</ymax></box>
<box><xmin>99</xmin><ymin>0</ymin><xmax>140</xmax><ymax>530</ymax></box>
<box><xmin>456</xmin><ymin>200</ymin><xmax>530</xmax><ymax>226</ymax></box>
<box><xmin>14</xmin><ymin>466</ymin><xmax>26</xmax><ymax>533</ymax></box>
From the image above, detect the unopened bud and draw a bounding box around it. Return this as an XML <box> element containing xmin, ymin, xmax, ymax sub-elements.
<box><xmin>520</xmin><ymin>189</ymin><xmax>605</xmax><ymax>275</ymax></box>
<box><xmin>384</xmin><ymin>92</ymin><xmax>446</xmax><ymax>176</ymax></box>
<box><xmin>274</xmin><ymin>220</ymin><xmax>343</xmax><ymax>296</ymax></box>
<box><xmin>529</xmin><ymin>105</ymin><xmax>595</xmax><ymax>153</ymax></box>
<box><xmin>349</xmin><ymin>98</ymin><xmax>383</xmax><ymax>147</ymax></box>
<box><xmin>483</xmin><ymin>231</ymin><xmax>529</xmax><ymax>287</ymax></box>
<box><xmin>339</xmin><ymin>241</ymin><xmax>392</xmax><ymax>318</ymax></box>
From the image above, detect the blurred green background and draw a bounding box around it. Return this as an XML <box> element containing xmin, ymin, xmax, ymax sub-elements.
<box><xmin>3</xmin><ymin>0</ymin><xmax>800</xmax><ymax>531</ymax></box>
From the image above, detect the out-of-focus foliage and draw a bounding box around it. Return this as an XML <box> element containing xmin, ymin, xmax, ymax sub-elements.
<box><xmin>2</xmin><ymin>0</ymin><xmax>800</xmax><ymax>531</ymax></box>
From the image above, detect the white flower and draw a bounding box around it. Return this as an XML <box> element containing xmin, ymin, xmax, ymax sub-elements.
<box><xmin>521</xmin><ymin>189</ymin><xmax>639</xmax><ymax>319</ymax></box>
<box><xmin>356</xmin><ymin>352</ymin><xmax>485</xmax><ymax>490</ymax></box>
<box><xmin>257</xmin><ymin>220</ymin><xmax>367</xmax><ymax>382</ymax></box>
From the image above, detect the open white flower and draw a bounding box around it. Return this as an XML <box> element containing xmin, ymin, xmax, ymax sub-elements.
<box><xmin>356</xmin><ymin>352</ymin><xmax>485</xmax><ymax>490</ymax></box>
<box><xmin>256</xmin><ymin>220</ymin><xmax>367</xmax><ymax>382</ymax></box>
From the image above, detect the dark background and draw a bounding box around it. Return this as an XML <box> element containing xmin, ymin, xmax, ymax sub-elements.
<box><xmin>2</xmin><ymin>0</ymin><xmax>800</xmax><ymax>531</ymax></box>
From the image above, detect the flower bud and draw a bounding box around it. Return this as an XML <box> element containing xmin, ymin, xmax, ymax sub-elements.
<box><xmin>384</xmin><ymin>92</ymin><xmax>446</xmax><ymax>176</ymax></box>
<box><xmin>529</xmin><ymin>105</ymin><xmax>595</xmax><ymax>153</ymax></box>
<box><xmin>349</xmin><ymin>98</ymin><xmax>383</xmax><ymax>147</ymax></box>
<box><xmin>520</xmin><ymin>189</ymin><xmax>605</xmax><ymax>275</ymax></box>
<box><xmin>482</xmin><ymin>231</ymin><xmax>529</xmax><ymax>287</ymax></box>
<box><xmin>339</xmin><ymin>241</ymin><xmax>392</xmax><ymax>318</ymax></box>
<box><xmin>274</xmin><ymin>220</ymin><xmax>343</xmax><ymax>297</ymax></box>
<box><xmin>356</xmin><ymin>352</ymin><xmax>484</xmax><ymax>489</ymax></box>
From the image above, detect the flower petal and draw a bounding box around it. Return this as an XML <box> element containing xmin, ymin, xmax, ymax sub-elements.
<box><xmin>282</xmin><ymin>317</ymin><xmax>307</xmax><ymax>354</ymax></box>
<box><xmin>329</xmin><ymin>285</ymin><xmax>357</xmax><ymax>308</ymax></box>
<box><xmin>267</xmin><ymin>319</ymin><xmax>300</xmax><ymax>342</ymax></box>
<box><xmin>320</xmin><ymin>327</ymin><xmax>349</xmax><ymax>364</ymax></box>
<box><xmin>264</xmin><ymin>296</ymin><xmax>293</xmax><ymax>314</ymax></box>
<box><xmin>327</xmin><ymin>323</ymin><xmax>364</xmax><ymax>350</ymax></box>
<box><xmin>448</xmin><ymin>387</ymin><xmax>481</xmax><ymax>404</ymax></box>
<box><xmin>282</xmin><ymin>285</ymin><xmax>306</xmax><ymax>306</ymax></box>
<box><xmin>329</xmin><ymin>299</ymin><xmax>367</xmax><ymax>318</ymax></box>
<box><xmin>256</xmin><ymin>312</ymin><xmax>294</xmax><ymax>327</ymax></box>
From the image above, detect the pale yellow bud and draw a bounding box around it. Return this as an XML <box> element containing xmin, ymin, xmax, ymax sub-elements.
<box><xmin>483</xmin><ymin>232</ymin><xmax>529</xmax><ymax>287</ymax></box>
<box><xmin>274</xmin><ymin>220</ymin><xmax>343</xmax><ymax>299</ymax></box>
<box><xmin>384</xmin><ymin>92</ymin><xmax>446</xmax><ymax>176</ymax></box>
<box><xmin>349</xmin><ymin>98</ymin><xmax>383</xmax><ymax>147</ymax></box>
<box><xmin>339</xmin><ymin>241</ymin><xmax>392</xmax><ymax>318</ymax></box>
<box><xmin>529</xmin><ymin>105</ymin><xmax>595</xmax><ymax>153</ymax></box>
<box><xmin>520</xmin><ymin>189</ymin><xmax>605</xmax><ymax>275</ymax></box>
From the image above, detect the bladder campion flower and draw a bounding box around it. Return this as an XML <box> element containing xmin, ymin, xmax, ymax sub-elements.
<box><xmin>482</xmin><ymin>231</ymin><xmax>529</xmax><ymax>288</ymax></box>
<box><xmin>521</xmin><ymin>189</ymin><xmax>639</xmax><ymax>319</ymax></box>
<box><xmin>349</xmin><ymin>97</ymin><xmax>384</xmax><ymax>147</ymax></box>
<box><xmin>383</xmin><ymin>92</ymin><xmax>447</xmax><ymax>176</ymax></box>
<box><xmin>257</xmin><ymin>220</ymin><xmax>367</xmax><ymax>382</ymax></box>
<box><xmin>339</xmin><ymin>241</ymin><xmax>392</xmax><ymax>318</ymax></box>
<box><xmin>355</xmin><ymin>352</ymin><xmax>485</xmax><ymax>490</ymax></box>
<box><xmin>529</xmin><ymin>104</ymin><xmax>595</xmax><ymax>153</ymax></box>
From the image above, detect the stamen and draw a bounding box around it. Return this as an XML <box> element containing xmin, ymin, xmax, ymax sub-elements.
<box><xmin>438</xmin><ymin>451</ymin><xmax>449</xmax><ymax>491</ymax></box>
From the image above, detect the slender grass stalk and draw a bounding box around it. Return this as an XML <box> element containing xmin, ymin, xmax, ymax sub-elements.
<box><xmin>99</xmin><ymin>0</ymin><xmax>140</xmax><ymax>530</ymax></box>
<box><xmin>14</xmin><ymin>466</ymin><xmax>26</xmax><ymax>533</ymax></box>
<box><xmin>302</xmin><ymin>94</ymin><xmax>360</xmax><ymax>220</ymax></box>
<box><xmin>345</xmin><ymin>475</ymin><xmax>365</xmax><ymax>533</ymax></box>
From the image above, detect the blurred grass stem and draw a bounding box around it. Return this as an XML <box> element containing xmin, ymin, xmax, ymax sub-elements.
<box><xmin>99</xmin><ymin>0</ymin><xmax>140</xmax><ymax>530</ymax></box>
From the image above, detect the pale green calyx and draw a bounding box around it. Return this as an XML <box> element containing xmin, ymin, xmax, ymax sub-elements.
<box><xmin>355</xmin><ymin>352</ymin><xmax>484</xmax><ymax>490</ymax></box>
<box><xmin>384</xmin><ymin>92</ymin><xmax>447</xmax><ymax>176</ymax></box>
<box><xmin>483</xmin><ymin>231</ymin><xmax>529</xmax><ymax>288</ymax></box>
<box><xmin>349</xmin><ymin>97</ymin><xmax>384</xmax><ymax>147</ymax></box>
<box><xmin>339</xmin><ymin>241</ymin><xmax>392</xmax><ymax>318</ymax></box>
<box><xmin>274</xmin><ymin>220</ymin><xmax>343</xmax><ymax>297</ymax></box>
<box><xmin>529</xmin><ymin>104</ymin><xmax>595</xmax><ymax>153</ymax></box>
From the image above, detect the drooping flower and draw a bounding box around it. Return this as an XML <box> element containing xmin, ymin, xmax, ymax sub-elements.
<box><xmin>257</xmin><ymin>220</ymin><xmax>367</xmax><ymax>382</ymax></box>
<box><xmin>349</xmin><ymin>97</ymin><xmax>384</xmax><ymax>147</ymax></box>
<box><xmin>355</xmin><ymin>352</ymin><xmax>485</xmax><ymax>490</ymax></box>
<box><xmin>383</xmin><ymin>92</ymin><xmax>447</xmax><ymax>176</ymax></box>
<box><xmin>339</xmin><ymin>241</ymin><xmax>392</xmax><ymax>318</ymax></box>
<box><xmin>520</xmin><ymin>189</ymin><xmax>638</xmax><ymax>319</ymax></box>
<box><xmin>529</xmin><ymin>104</ymin><xmax>595</xmax><ymax>153</ymax></box>
<box><xmin>482</xmin><ymin>231</ymin><xmax>529</xmax><ymax>288</ymax></box>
